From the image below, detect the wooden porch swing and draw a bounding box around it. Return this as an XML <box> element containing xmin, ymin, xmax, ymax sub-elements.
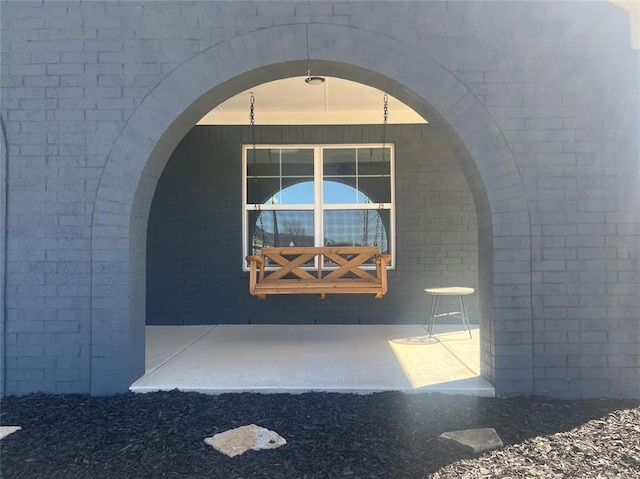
<box><xmin>246</xmin><ymin>91</ymin><xmax>392</xmax><ymax>299</ymax></box>
<box><xmin>247</xmin><ymin>246</ymin><xmax>391</xmax><ymax>299</ymax></box>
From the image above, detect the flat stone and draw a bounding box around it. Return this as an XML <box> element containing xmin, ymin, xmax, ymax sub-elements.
<box><xmin>204</xmin><ymin>424</ymin><xmax>286</xmax><ymax>457</ymax></box>
<box><xmin>438</xmin><ymin>427</ymin><xmax>503</xmax><ymax>454</ymax></box>
<box><xmin>0</xmin><ymin>426</ymin><xmax>22</xmax><ymax>440</ymax></box>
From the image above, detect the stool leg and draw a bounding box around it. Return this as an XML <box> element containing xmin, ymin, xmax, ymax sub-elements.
<box><xmin>458</xmin><ymin>295</ymin><xmax>472</xmax><ymax>338</ymax></box>
<box><xmin>427</xmin><ymin>295</ymin><xmax>439</xmax><ymax>337</ymax></box>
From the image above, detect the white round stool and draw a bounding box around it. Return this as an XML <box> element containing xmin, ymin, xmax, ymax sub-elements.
<box><xmin>424</xmin><ymin>287</ymin><xmax>474</xmax><ymax>338</ymax></box>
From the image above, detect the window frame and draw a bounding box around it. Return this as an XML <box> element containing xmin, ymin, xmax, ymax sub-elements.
<box><xmin>242</xmin><ymin>143</ymin><xmax>396</xmax><ymax>271</ymax></box>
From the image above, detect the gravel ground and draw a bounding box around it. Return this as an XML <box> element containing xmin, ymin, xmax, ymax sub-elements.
<box><xmin>1</xmin><ymin>391</ymin><xmax>639</xmax><ymax>478</ymax></box>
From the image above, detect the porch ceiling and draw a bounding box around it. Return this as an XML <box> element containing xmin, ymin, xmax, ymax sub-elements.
<box><xmin>197</xmin><ymin>76</ymin><xmax>428</xmax><ymax>126</ymax></box>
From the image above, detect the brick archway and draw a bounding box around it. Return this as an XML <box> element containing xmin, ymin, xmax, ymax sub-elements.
<box><xmin>91</xmin><ymin>24</ymin><xmax>531</xmax><ymax>395</ymax></box>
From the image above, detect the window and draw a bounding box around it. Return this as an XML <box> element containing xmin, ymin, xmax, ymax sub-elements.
<box><xmin>243</xmin><ymin>144</ymin><xmax>395</xmax><ymax>269</ymax></box>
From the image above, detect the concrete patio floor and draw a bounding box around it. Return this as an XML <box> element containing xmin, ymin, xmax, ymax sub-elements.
<box><xmin>130</xmin><ymin>324</ymin><xmax>494</xmax><ymax>396</ymax></box>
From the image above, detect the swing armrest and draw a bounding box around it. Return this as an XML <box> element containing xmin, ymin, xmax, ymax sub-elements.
<box><xmin>376</xmin><ymin>254</ymin><xmax>391</xmax><ymax>268</ymax></box>
<box><xmin>246</xmin><ymin>255</ymin><xmax>264</xmax><ymax>266</ymax></box>
<box><xmin>246</xmin><ymin>255</ymin><xmax>265</xmax><ymax>297</ymax></box>
<box><xmin>376</xmin><ymin>254</ymin><xmax>391</xmax><ymax>296</ymax></box>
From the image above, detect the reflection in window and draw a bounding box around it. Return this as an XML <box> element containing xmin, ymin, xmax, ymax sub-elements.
<box><xmin>324</xmin><ymin>209</ymin><xmax>389</xmax><ymax>251</ymax></box>
<box><xmin>249</xmin><ymin>209</ymin><xmax>314</xmax><ymax>250</ymax></box>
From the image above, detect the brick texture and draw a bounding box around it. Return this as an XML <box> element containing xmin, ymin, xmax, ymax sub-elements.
<box><xmin>147</xmin><ymin>124</ymin><xmax>479</xmax><ymax>326</ymax></box>
<box><xmin>1</xmin><ymin>1</ymin><xmax>638</xmax><ymax>398</ymax></box>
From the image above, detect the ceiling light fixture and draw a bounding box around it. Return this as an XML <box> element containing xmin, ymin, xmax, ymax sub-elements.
<box><xmin>304</xmin><ymin>26</ymin><xmax>325</xmax><ymax>86</ymax></box>
<box><xmin>305</xmin><ymin>70</ymin><xmax>325</xmax><ymax>85</ymax></box>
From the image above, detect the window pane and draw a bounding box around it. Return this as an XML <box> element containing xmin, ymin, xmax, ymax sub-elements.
<box><xmin>281</xmin><ymin>149</ymin><xmax>314</xmax><ymax>176</ymax></box>
<box><xmin>247</xmin><ymin>148</ymin><xmax>279</xmax><ymax>177</ymax></box>
<box><xmin>323</xmin><ymin>178</ymin><xmax>363</xmax><ymax>204</ymax></box>
<box><xmin>279</xmin><ymin>178</ymin><xmax>314</xmax><ymax>204</ymax></box>
<box><xmin>245</xmin><ymin>143</ymin><xmax>393</xmax><ymax>268</ymax></box>
<box><xmin>323</xmin><ymin>148</ymin><xmax>356</xmax><ymax>176</ymax></box>
<box><xmin>323</xmin><ymin>209</ymin><xmax>390</xmax><ymax>254</ymax></box>
<box><xmin>276</xmin><ymin>211</ymin><xmax>314</xmax><ymax>247</ymax></box>
<box><xmin>249</xmin><ymin>210</ymin><xmax>314</xmax><ymax>253</ymax></box>
<box><xmin>247</xmin><ymin>178</ymin><xmax>280</xmax><ymax>204</ymax></box>
<box><xmin>358</xmin><ymin>147</ymin><xmax>391</xmax><ymax>176</ymax></box>
<box><xmin>359</xmin><ymin>177</ymin><xmax>391</xmax><ymax>203</ymax></box>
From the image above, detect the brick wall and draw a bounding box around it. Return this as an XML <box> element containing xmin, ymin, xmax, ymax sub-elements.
<box><xmin>1</xmin><ymin>1</ymin><xmax>638</xmax><ymax>398</ymax></box>
<box><xmin>147</xmin><ymin>124</ymin><xmax>479</xmax><ymax>325</ymax></box>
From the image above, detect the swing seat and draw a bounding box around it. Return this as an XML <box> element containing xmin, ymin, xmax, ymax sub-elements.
<box><xmin>246</xmin><ymin>247</ymin><xmax>391</xmax><ymax>299</ymax></box>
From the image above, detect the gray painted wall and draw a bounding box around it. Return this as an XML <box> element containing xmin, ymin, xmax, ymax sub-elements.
<box><xmin>147</xmin><ymin>124</ymin><xmax>479</xmax><ymax>325</ymax></box>
<box><xmin>1</xmin><ymin>1</ymin><xmax>638</xmax><ymax>398</ymax></box>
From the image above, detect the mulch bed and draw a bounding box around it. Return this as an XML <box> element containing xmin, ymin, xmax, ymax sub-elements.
<box><xmin>1</xmin><ymin>391</ymin><xmax>639</xmax><ymax>478</ymax></box>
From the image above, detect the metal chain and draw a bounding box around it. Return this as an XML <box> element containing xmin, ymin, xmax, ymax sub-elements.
<box><xmin>374</xmin><ymin>94</ymin><xmax>388</xmax><ymax>251</ymax></box>
<box><xmin>272</xmin><ymin>210</ymin><xmax>279</xmax><ymax>247</ymax></box>
<box><xmin>374</xmin><ymin>203</ymin><xmax>385</xmax><ymax>250</ymax></box>
<box><xmin>381</xmin><ymin>93</ymin><xmax>388</xmax><ymax>163</ymax></box>
<box><xmin>362</xmin><ymin>210</ymin><xmax>369</xmax><ymax>246</ymax></box>
<box><xmin>379</xmin><ymin>204</ymin><xmax>385</xmax><ymax>253</ymax></box>
<box><xmin>250</xmin><ymin>94</ymin><xmax>256</xmax><ymax>164</ymax></box>
<box><xmin>254</xmin><ymin>203</ymin><xmax>265</xmax><ymax>248</ymax></box>
<box><xmin>249</xmin><ymin>94</ymin><xmax>266</xmax><ymax>249</ymax></box>
<box><xmin>373</xmin><ymin>209</ymin><xmax>379</xmax><ymax>248</ymax></box>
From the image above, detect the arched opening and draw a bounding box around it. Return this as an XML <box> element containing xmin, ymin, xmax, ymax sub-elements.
<box><xmin>140</xmin><ymin>74</ymin><xmax>488</xmax><ymax>394</ymax></box>
<box><xmin>91</xmin><ymin>24</ymin><xmax>532</xmax><ymax>396</ymax></box>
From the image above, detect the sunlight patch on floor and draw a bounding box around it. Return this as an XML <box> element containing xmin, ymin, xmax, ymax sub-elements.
<box><xmin>388</xmin><ymin>329</ymin><xmax>478</xmax><ymax>389</ymax></box>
